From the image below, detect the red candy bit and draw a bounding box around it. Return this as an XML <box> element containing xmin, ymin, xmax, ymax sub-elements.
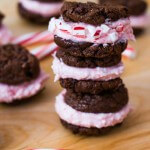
<box><xmin>122</xmin><ymin>45</ymin><xmax>136</xmax><ymax>59</ymax></box>
<box><xmin>127</xmin><ymin>47</ymin><xmax>134</xmax><ymax>51</ymax></box>
<box><xmin>73</xmin><ymin>26</ymin><xmax>86</xmax><ymax>37</ymax></box>
<box><xmin>60</xmin><ymin>29</ymin><xmax>70</xmax><ymax>34</ymax></box>
<box><xmin>94</xmin><ymin>30</ymin><xmax>101</xmax><ymax>40</ymax></box>
<box><xmin>60</xmin><ymin>29</ymin><xmax>67</xmax><ymax>32</ymax></box>
<box><xmin>95</xmin><ymin>38</ymin><xmax>99</xmax><ymax>41</ymax></box>
<box><xmin>94</xmin><ymin>30</ymin><xmax>101</xmax><ymax>36</ymax></box>
<box><xmin>74</xmin><ymin>26</ymin><xmax>85</xmax><ymax>30</ymax></box>
<box><xmin>116</xmin><ymin>25</ymin><xmax>124</xmax><ymax>32</ymax></box>
<box><xmin>74</xmin><ymin>35</ymin><xmax>86</xmax><ymax>39</ymax></box>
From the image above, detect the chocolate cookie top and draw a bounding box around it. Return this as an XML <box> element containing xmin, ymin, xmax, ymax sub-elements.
<box><xmin>56</xmin><ymin>49</ymin><xmax>121</xmax><ymax>68</ymax></box>
<box><xmin>100</xmin><ymin>0</ymin><xmax>147</xmax><ymax>16</ymax></box>
<box><xmin>64</xmin><ymin>85</ymin><xmax>128</xmax><ymax>113</ymax></box>
<box><xmin>0</xmin><ymin>12</ymin><xmax>4</xmax><ymax>25</ymax></box>
<box><xmin>54</xmin><ymin>36</ymin><xmax>127</xmax><ymax>58</ymax></box>
<box><xmin>126</xmin><ymin>0</ymin><xmax>147</xmax><ymax>16</ymax></box>
<box><xmin>18</xmin><ymin>3</ymin><xmax>60</xmax><ymax>24</ymax></box>
<box><xmin>0</xmin><ymin>44</ymin><xmax>40</xmax><ymax>85</ymax></box>
<box><xmin>61</xmin><ymin>2</ymin><xmax>128</xmax><ymax>26</ymax></box>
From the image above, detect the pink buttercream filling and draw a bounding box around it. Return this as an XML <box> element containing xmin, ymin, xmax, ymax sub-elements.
<box><xmin>52</xmin><ymin>55</ymin><xmax>124</xmax><ymax>81</ymax></box>
<box><xmin>49</xmin><ymin>17</ymin><xmax>135</xmax><ymax>44</ymax></box>
<box><xmin>130</xmin><ymin>13</ymin><xmax>150</xmax><ymax>28</ymax></box>
<box><xmin>55</xmin><ymin>90</ymin><xmax>131</xmax><ymax>128</ymax></box>
<box><xmin>19</xmin><ymin>0</ymin><xmax>63</xmax><ymax>17</ymax></box>
<box><xmin>0</xmin><ymin>71</ymin><xmax>49</xmax><ymax>103</ymax></box>
<box><xmin>0</xmin><ymin>25</ymin><xmax>12</xmax><ymax>45</ymax></box>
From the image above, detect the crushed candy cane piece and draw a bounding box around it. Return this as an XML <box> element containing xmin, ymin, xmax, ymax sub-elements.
<box><xmin>58</xmin><ymin>22</ymin><xmax>71</xmax><ymax>32</ymax></box>
<box><xmin>74</xmin><ymin>35</ymin><xmax>86</xmax><ymax>39</ymax></box>
<box><xmin>60</xmin><ymin>29</ymin><xmax>70</xmax><ymax>34</ymax></box>
<box><xmin>108</xmin><ymin>32</ymin><xmax>118</xmax><ymax>43</ymax></box>
<box><xmin>74</xmin><ymin>26</ymin><xmax>85</xmax><ymax>30</ymax></box>
<box><xmin>73</xmin><ymin>26</ymin><xmax>85</xmax><ymax>36</ymax></box>
<box><xmin>122</xmin><ymin>45</ymin><xmax>137</xmax><ymax>59</ymax></box>
<box><xmin>116</xmin><ymin>25</ymin><xmax>124</xmax><ymax>32</ymax></box>
<box><xmin>101</xmin><ymin>25</ymin><xmax>110</xmax><ymax>33</ymax></box>
<box><xmin>94</xmin><ymin>30</ymin><xmax>101</xmax><ymax>39</ymax></box>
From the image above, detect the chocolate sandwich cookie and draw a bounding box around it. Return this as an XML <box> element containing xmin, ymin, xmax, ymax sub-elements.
<box><xmin>51</xmin><ymin>1</ymin><xmax>133</xmax><ymax>136</ymax></box>
<box><xmin>129</xmin><ymin>0</ymin><xmax>147</xmax><ymax>37</ymax></box>
<box><xmin>56</xmin><ymin>49</ymin><xmax>121</xmax><ymax>68</ymax></box>
<box><xmin>54</xmin><ymin>36</ymin><xmax>127</xmax><ymax>58</ymax></box>
<box><xmin>0</xmin><ymin>44</ymin><xmax>40</xmax><ymax>85</ymax></box>
<box><xmin>61</xmin><ymin>2</ymin><xmax>128</xmax><ymax>26</ymax></box>
<box><xmin>126</xmin><ymin>0</ymin><xmax>147</xmax><ymax>16</ymax></box>
<box><xmin>18</xmin><ymin>0</ymin><xmax>63</xmax><ymax>24</ymax></box>
<box><xmin>100</xmin><ymin>0</ymin><xmax>148</xmax><ymax>36</ymax></box>
<box><xmin>60</xmin><ymin>78</ymin><xmax>123</xmax><ymax>94</ymax></box>
<box><xmin>64</xmin><ymin>86</ymin><xmax>128</xmax><ymax>113</ymax></box>
<box><xmin>61</xmin><ymin>119</ymin><xmax>122</xmax><ymax>136</ymax></box>
<box><xmin>0</xmin><ymin>44</ymin><xmax>49</xmax><ymax>103</ymax></box>
<box><xmin>18</xmin><ymin>3</ymin><xmax>55</xmax><ymax>24</ymax></box>
<box><xmin>101</xmin><ymin>0</ymin><xmax>147</xmax><ymax>16</ymax></box>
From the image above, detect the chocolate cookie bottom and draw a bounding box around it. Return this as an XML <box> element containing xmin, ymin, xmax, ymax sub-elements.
<box><xmin>18</xmin><ymin>3</ymin><xmax>60</xmax><ymax>24</ymax></box>
<box><xmin>60</xmin><ymin>78</ymin><xmax>123</xmax><ymax>94</ymax></box>
<box><xmin>61</xmin><ymin>119</ymin><xmax>122</xmax><ymax>136</ymax></box>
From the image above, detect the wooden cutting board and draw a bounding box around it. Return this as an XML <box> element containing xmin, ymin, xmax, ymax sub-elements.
<box><xmin>0</xmin><ymin>0</ymin><xmax>150</xmax><ymax>150</ymax></box>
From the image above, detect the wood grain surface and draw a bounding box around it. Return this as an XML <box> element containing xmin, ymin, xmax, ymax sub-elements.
<box><xmin>0</xmin><ymin>0</ymin><xmax>150</xmax><ymax>150</ymax></box>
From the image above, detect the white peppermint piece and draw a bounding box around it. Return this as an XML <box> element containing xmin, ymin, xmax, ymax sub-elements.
<box><xmin>57</xmin><ymin>20</ymin><xmax>71</xmax><ymax>32</ymax></box>
<box><xmin>108</xmin><ymin>32</ymin><xmax>118</xmax><ymax>42</ymax></box>
<box><xmin>48</xmin><ymin>18</ymin><xmax>56</xmax><ymax>33</ymax></box>
<box><xmin>72</xmin><ymin>28</ymin><xmax>85</xmax><ymax>36</ymax></box>
<box><xmin>87</xmin><ymin>25</ymin><xmax>96</xmax><ymax>36</ymax></box>
<box><xmin>101</xmin><ymin>24</ymin><xmax>110</xmax><ymax>33</ymax></box>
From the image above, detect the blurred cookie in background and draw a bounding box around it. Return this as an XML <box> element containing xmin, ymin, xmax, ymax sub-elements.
<box><xmin>0</xmin><ymin>44</ymin><xmax>49</xmax><ymax>103</ymax></box>
<box><xmin>100</xmin><ymin>0</ymin><xmax>150</xmax><ymax>36</ymax></box>
<box><xmin>18</xmin><ymin>0</ymin><xmax>64</xmax><ymax>24</ymax></box>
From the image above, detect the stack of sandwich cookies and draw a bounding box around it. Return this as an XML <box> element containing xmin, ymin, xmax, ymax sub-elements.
<box><xmin>18</xmin><ymin>0</ymin><xmax>63</xmax><ymax>24</ymax></box>
<box><xmin>49</xmin><ymin>2</ymin><xmax>134</xmax><ymax>135</ymax></box>
<box><xmin>0</xmin><ymin>12</ymin><xmax>12</xmax><ymax>45</ymax></box>
<box><xmin>0</xmin><ymin>44</ymin><xmax>49</xmax><ymax>103</ymax></box>
<box><xmin>100</xmin><ymin>0</ymin><xmax>149</xmax><ymax>36</ymax></box>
